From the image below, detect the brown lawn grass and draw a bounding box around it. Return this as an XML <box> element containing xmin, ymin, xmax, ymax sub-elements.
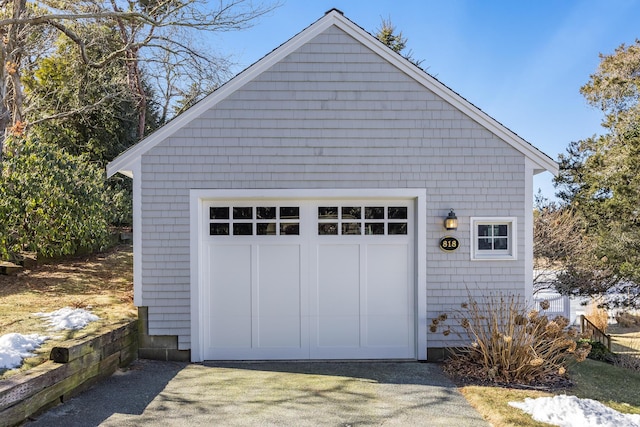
<box><xmin>609</xmin><ymin>323</ymin><xmax>640</xmax><ymax>356</ymax></box>
<box><xmin>0</xmin><ymin>244</ymin><xmax>135</xmax><ymax>378</ymax></box>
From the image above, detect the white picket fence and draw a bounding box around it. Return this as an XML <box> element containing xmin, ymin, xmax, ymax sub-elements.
<box><xmin>533</xmin><ymin>293</ymin><xmax>571</xmax><ymax>321</ymax></box>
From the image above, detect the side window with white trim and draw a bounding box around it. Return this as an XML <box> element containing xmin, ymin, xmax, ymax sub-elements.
<box><xmin>470</xmin><ymin>217</ymin><xmax>517</xmax><ymax>260</ymax></box>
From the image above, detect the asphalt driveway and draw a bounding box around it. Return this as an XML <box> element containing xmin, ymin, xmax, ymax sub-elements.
<box><xmin>27</xmin><ymin>359</ymin><xmax>490</xmax><ymax>426</ymax></box>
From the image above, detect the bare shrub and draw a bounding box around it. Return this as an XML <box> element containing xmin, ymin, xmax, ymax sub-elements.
<box><xmin>616</xmin><ymin>312</ymin><xmax>640</xmax><ymax>328</ymax></box>
<box><xmin>435</xmin><ymin>292</ymin><xmax>590</xmax><ymax>386</ymax></box>
<box><xmin>614</xmin><ymin>353</ymin><xmax>640</xmax><ymax>372</ymax></box>
<box><xmin>586</xmin><ymin>298</ymin><xmax>609</xmax><ymax>332</ymax></box>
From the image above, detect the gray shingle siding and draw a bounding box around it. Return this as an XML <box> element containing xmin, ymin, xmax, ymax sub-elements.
<box><xmin>139</xmin><ymin>25</ymin><xmax>526</xmax><ymax>350</ymax></box>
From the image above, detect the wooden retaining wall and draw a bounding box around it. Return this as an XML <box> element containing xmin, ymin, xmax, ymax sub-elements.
<box><xmin>0</xmin><ymin>320</ymin><xmax>138</xmax><ymax>427</ymax></box>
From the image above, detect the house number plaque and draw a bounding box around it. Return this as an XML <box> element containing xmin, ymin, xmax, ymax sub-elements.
<box><xmin>439</xmin><ymin>236</ymin><xmax>459</xmax><ymax>252</ymax></box>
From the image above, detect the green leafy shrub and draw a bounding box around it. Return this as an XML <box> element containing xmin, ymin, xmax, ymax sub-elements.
<box><xmin>433</xmin><ymin>292</ymin><xmax>591</xmax><ymax>386</ymax></box>
<box><xmin>580</xmin><ymin>339</ymin><xmax>616</xmax><ymax>363</ymax></box>
<box><xmin>105</xmin><ymin>176</ymin><xmax>133</xmax><ymax>227</ymax></box>
<box><xmin>0</xmin><ymin>137</ymin><xmax>110</xmax><ymax>258</ymax></box>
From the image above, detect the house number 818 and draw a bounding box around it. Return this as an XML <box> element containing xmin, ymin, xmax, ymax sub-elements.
<box><xmin>439</xmin><ymin>236</ymin><xmax>459</xmax><ymax>252</ymax></box>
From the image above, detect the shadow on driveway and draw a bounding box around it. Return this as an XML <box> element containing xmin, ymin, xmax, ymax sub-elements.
<box><xmin>27</xmin><ymin>360</ymin><xmax>489</xmax><ymax>426</ymax></box>
<box><xmin>26</xmin><ymin>359</ymin><xmax>185</xmax><ymax>427</ymax></box>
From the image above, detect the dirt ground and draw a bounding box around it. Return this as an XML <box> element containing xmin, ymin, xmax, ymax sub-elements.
<box><xmin>0</xmin><ymin>244</ymin><xmax>135</xmax><ymax>377</ymax></box>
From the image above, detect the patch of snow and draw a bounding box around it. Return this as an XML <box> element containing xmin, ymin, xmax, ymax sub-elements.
<box><xmin>0</xmin><ymin>333</ymin><xmax>48</xmax><ymax>369</ymax></box>
<box><xmin>509</xmin><ymin>395</ymin><xmax>640</xmax><ymax>427</ymax></box>
<box><xmin>35</xmin><ymin>307</ymin><xmax>99</xmax><ymax>330</ymax></box>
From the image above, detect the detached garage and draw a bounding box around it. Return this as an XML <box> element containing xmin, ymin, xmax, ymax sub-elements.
<box><xmin>107</xmin><ymin>9</ymin><xmax>557</xmax><ymax>362</ymax></box>
<box><xmin>196</xmin><ymin>191</ymin><xmax>422</xmax><ymax>360</ymax></box>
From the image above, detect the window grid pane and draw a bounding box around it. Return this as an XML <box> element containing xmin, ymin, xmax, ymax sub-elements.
<box><xmin>280</xmin><ymin>207</ymin><xmax>299</xmax><ymax>219</ymax></box>
<box><xmin>281</xmin><ymin>223</ymin><xmax>299</xmax><ymax>235</ymax></box>
<box><xmin>318</xmin><ymin>204</ymin><xmax>408</xmax><ymax>236</ymax></box>
<box><xmin>474</xmin><ymin>220</ymin><xmax>513</xmax><ymax>256</ymax></box>
<box><xmin>210</xmin><ymin>207</ymin><xmax>229</xmax><ymax>220</ymax></box>
<box><xmin>256</xmin><ymin>207</ymin><xmax>276</xmax><ymax>220</ymax></box>
<box><xmin>233</xmin><ymin>223</ymin><xmax>253</xmax><ymax>235</ymax></box>
<box><xmin>209</xmin><ymin>205</ymin><xmax>300</xmax><ymax>237</ymax></box>
<box><xmin>233</xmin><ymin>207</ymin><xmax>252</xmax><ymax>220</ymax></box>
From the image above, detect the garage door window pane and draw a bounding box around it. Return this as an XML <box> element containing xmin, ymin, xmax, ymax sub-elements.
<box><xmin>365</xmin><ymin>207</ymin><xmax>384</xmax><ymax>220</ymax></box>
<box><xmin>256</xmin><ymin>207</ymin><xmax>276</xmax><ymax>220</ymax></box>
<box><xmin>233</xmin><ymin>223</ymin><xmax>253</xmax><ymax>235</ymax></box>
<box><xmin>342</xmin><ymin>207</ymin><xmax>361</xmax><ymax>220</ymax></box>
<box><xmin>318</xmin><ymin>207</ymin><xmax>338</xmax><ymax>219</ymax></box>
<box><xmin>319</xmin><ymin>223</ymin><xmax>338</xmax><ymax>235</ymax></box>
<box><xmin>210</xmin><ymin>223</ymin><xmax>229</xmax><ymax>235</ymax></box>
<box><xmin>280</xmin><ymin>207</ymin><xmax>299</xmax><ymax>219</ymax></box>
<box><xmin>365</xmin><ymin>223</ymin><xmax>384</xmax><ymax>235</ymax></box>
<box><xmin>281</xmin><ymin>223</ymin><xmax>299</xmax><ymax>235</ymax></box>
<box><xmin>233</xmin><ymin>207</ymin><xmax>252</xmax><ymax>220</ymax></box>
<box><xmin>210</xmin><ymin>207</ymin><xmax>229</xmax><ymax>220</ymax></box>
<box><xmin>257</xmin><ymin>223</ymin><xmax>276</xmax><ymax>235</ymax></box>
<box><xmin>342</xmin><ymin>223</ymin><xmax>361</xmax><ymax>235</ymax></box>
<box><xmin>388</xmin><ymin>207</ymin><xmax>407</xmax><ymax>219</ymax></box>
<box><xmin>388</xmin><ymin>223</ymin><xmax>407</xmax><ymax>235</ymax></box>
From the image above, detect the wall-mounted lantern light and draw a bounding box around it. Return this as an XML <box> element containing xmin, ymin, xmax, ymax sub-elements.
<box><xmin>444</xmin><ymin>209</ymin><xmax>458</xmax><ymax>230</ymax></box>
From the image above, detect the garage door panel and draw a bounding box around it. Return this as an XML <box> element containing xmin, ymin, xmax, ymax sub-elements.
<box><xmin>257</xmin><ymin>245</ymin><xmax>301</xmax><ymax>348</ymax></box>
<box><xmin>257</xmin><ymin>316</ymin><xmax>302</xmax><ymax>348</ymax></box>
<box><xmin>366</xmin><ymin>315</ymin><xmax>410</xmax><ymax>347</ymax></box>
<box><xmin>366</xmin><ymin>244</ymin><xmax>410</xmax><ymax>315</ymax></box>
<box><xmin>317</xmin><ymin>316</ymin><xmax>360</xmax><ymax>347</ymax></box>
<box><xmin>209</xmin><ymin>245</ymin><xmax>252</xmax><ymax>315</ymax></box>
<box><xmin>317</xmin><ymin>245</ymin><xmax>360</xmax><ymax>316</ymax></box>
<box><xmin>315</xmin><ymin>244</ymin><xmax>361</xmax><ymax>348</ymax></box>
<box><xmin>364</xmin><ymin>244</ymin><xmax>412</xmax><ymax>350</ymax></box>
<box><xmin>208</xmin><ymin>244</ymin><xmax>252</xmax><ymax>348</ymax></box>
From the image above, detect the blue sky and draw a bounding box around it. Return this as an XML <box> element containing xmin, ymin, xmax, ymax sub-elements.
<box><xmin>212</xmin><ymin>0</ymin><xmax>640</xmax><ymax>200</ymax></box>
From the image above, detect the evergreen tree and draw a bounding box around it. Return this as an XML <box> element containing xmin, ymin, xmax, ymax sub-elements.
<box><xmin>375</xmin><ymin>17</ymin><xmax>424</xmax><ymax>68</ymax></box>
<box><xmin>555</xmin><ymin>40</ymin><xmax>640</xmax><ymax>307</ymax></box>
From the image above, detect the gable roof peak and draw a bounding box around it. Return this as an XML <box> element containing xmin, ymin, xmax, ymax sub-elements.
<box><xmin>325</xmin><ymin>8</ymin><xmax>344</xmax><ymax>16</ymax></box>
<box><xmin>107</xmin><ymin>9</ymin><xmax>558</xmax><ymax>178</ymax></box>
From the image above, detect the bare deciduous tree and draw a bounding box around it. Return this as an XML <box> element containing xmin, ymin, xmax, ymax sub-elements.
<box><xmin>0</xmin><ymin>0</ymin><xmax>280</xmax><ymax>152</ymax></box>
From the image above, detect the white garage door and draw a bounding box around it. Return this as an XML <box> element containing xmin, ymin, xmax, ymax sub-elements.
<box><xmin>202</xmin><ymin>199</ymin><xmax>415</xmax><ymax>360</ymax></box>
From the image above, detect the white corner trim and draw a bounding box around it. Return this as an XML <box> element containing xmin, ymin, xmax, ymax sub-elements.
<box><xmin>131</xmin><ymin>160</ymin><xmax>142</xmax><ymax>307</ymax></box>
<box><xmin>190</xmin><ymin>191</ymin><xmax>204</xmax><ymax>362</ymax></box>
<box><xmin>524</xmin><ymin>158</ymin><xmax>535</xmax><ymax>302</ymax></box>
<box><xmin>415</xmin><ymin>193</ymin><xmax>427</xmax><ymax>360</ymax></box>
